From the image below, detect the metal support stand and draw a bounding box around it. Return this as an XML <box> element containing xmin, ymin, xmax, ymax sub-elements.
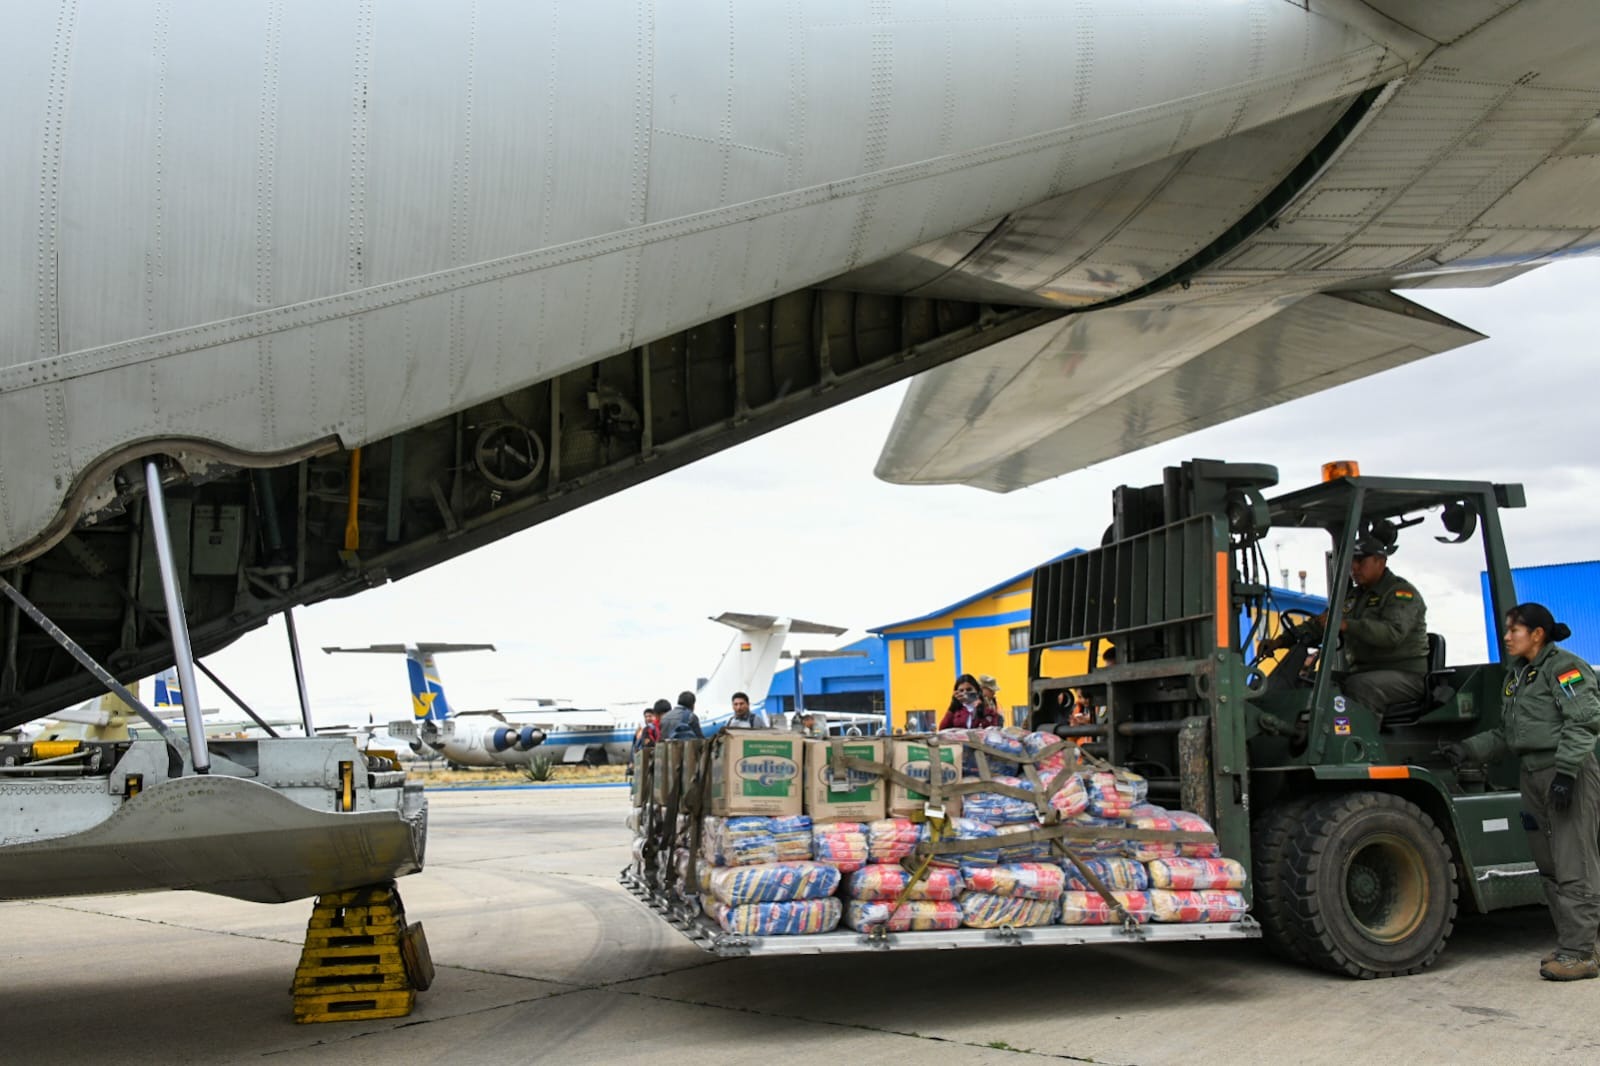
<box><xmin>143</xmin><ymin>460</ymin><xmax>211</xmax><ymax>774</ymax></box>
<box><xmin>0</xmin><ymin>573</ymin><xmax>186</xmax><ymax>760</ymax></box>
<box><xmin>284</xmin><ymin>609</ymin><xmax>316</xmax><ymax>736</ymax></box>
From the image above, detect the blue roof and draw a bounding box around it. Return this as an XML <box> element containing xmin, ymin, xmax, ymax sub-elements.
<box><xmin>871</xmin><ymin>550</ymin><xmax>1081</xmax><ymax>633</ymax></box>
<box><xmin>1480</xmin><ymin>560</ymin><xmax>1600</xmax><ymax>665</ymax></box>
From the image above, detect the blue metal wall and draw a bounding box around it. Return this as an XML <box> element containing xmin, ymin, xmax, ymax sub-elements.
<box><xmin>1480</xmin><ymin>560</ymin><xmax>1600</xmax><ymax>664</ymax></box>
<box><xmin>767</xmin><ymin>635</ymin><xmax>887</xmax><ymax>707</ymax></box>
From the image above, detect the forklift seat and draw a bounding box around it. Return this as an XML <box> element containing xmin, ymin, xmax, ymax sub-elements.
<box><xmin>1380</xmin><ymin>633</ymin><xmax>1452</xmax><ymax>726</ymax></box>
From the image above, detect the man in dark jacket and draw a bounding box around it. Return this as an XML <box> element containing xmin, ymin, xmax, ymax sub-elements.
<box><xmin>659</xmin><ymin>691</ymin><xmax>703</xmax><ymax>740</ymax></box>
<box><xmin>1268</xmin><ymin>533</ymin><xmax>1427</xmax><ymax>714</ymax></box>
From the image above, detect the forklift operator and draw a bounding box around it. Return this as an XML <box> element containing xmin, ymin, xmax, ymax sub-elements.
<box><xmin>1267</xmin><ymin>533</ymin><xmax>1428</xmax><ymax>715</ymax></box>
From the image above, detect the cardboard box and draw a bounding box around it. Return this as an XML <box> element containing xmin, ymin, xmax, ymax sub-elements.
<box><xmin>889</xmin><ymin>739</ymin><xmax>963</xmax><ymax>817</ymax></box>
<box><xmin>710</xmin><ymin>731</ymin><xmax>804</xmax><ymax>817</ymax></box>
<box><xmin>804</xmin><ymin>738</ymin><xmax>886</xmax><ymax>822</ymax></box>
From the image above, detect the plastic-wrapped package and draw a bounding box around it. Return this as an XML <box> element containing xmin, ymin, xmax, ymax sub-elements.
<box><xmin>844</xmin><ymin>899</ymin><xmax>963</xmax><ymax>932</ymax></box>
<box><xmin>1123</xmin><ymin>811</ymin><xmax>1182</xmax><ymax>861</ymax></box>
<box><xmin>1146</xmin><ymin>857</ymin><xmax>1248</xmax><ymax>891</ymax></box>
<box><xmin>1047</xmin><ymin>773</ymin><xmax>1088</xmax><ymax>817</ymax></box>
<box><xmin>770</xmin><ymin>814</ymin><xmax>815</xmax><ymax>862</ymax></box>
<box><xmin>995</xmin><ymin>822</ymin><xmax>1054</xmax><ymax>863</ymax></box>
<box><xmin>812</xmin><ymin>821</ymin><xmax>870</xmax><ymax>872</ymax></box>
<box><xmin>713</xmin><ymin>897</ymin><xmax>843</xmax><ymax>935</ymax></box>
<box><xmin>1058</xmin><ymin>890</ymin><xmax>1153</xmax><ymax>925</ymax></box>
<box><xmin>1084</xmin><ymin>769</ymin><xmax>1148</xmax><ymax>818</ymax></box>
<box><xmin>962</xmin><ymin>776</ymin><xmax>1038</xmax><ymax>826</ymax></box>
<box><xmin>959</xmin><ymin>863</ymin><xmax>1066</xmax><ymax>900</ymax></box>
<box><xmin>1066</xmin><ymin>812</ymin><xmax>1127</xmax><ymax>855</ymax></box>
<box><xmin>1060</xmin><ymin>856</ymin><xmax>1150</xmax><ymax>892</ymax></box>
<box><xmin>1150</xmin><ymin>889</ymin><xmax>1249</xmax><ymax>923</ymax></box>
<box><xmin>927</xmin><ymin>818</ymin><xmax>1000</xmax><ymax>867</ymax></box>
<box><xmin>847</xmin><ymin>864</ymin><xmax>963</xmax><ymax>901</ymax></box>
<box><xmin>867</xmin><ymin>818</ymin><xmax>921</xmax><ymax>863</ymax></box>
<box><xmin>1168</xmin><ymin>810</ymin><xmax>1222</xmax><ymax>858</ymax></box>
<box><xmin>1022</xmin><ymin>731</ymin><xmax>1079</xmax><ymax>779</ymax></box>
<box><xmin>969</xmin><ymin>728</ymin><xmax>1028</xmax><ymax>772</ymax></box>
<box><xmin>706</xmin><ymin>861</ymin><xmax>842</xmax><ymax>904</ymax></box>
<box><xmin>701</xmin><ymin>816</ymin><xmax>778</xmax><ymax>867</ymax></box>
<box><xmin>958</xmin><ymin>891</ymin><xmax>1057</xmax><ymax>928</ymax></box>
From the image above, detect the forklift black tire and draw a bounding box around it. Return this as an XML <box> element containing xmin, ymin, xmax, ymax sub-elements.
<box><xmin>1251</xmin><ymin>796</ymin><xmax>1319</xmax><ymax>964</ymax></box>
<box><xmin>1279</xmin><ymin>791</ymin><xmax>1457</xmax><ymax>979</ymax></box>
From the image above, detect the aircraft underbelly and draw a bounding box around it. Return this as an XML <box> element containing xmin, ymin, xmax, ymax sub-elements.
<box><xmin>0</xmin><ymin>0</ymin><xmax>1406</xmax><ymax>563</ymax></box>
<box><xmin>0</xmin><ymin>774</ymin><xmax>426</xmax><ymax>904</ymax></box>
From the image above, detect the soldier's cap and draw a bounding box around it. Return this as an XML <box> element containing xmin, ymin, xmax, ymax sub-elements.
<box><xmin>1352</xmin><ymin>533</ymin><xmax>1391</xmax><ymax>558</ymax></box>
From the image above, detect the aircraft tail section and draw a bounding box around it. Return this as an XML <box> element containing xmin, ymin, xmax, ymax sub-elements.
<box><xmin>322</xmin><ymin>642</ymin><xmax>494</xmax><ymax>723</ymax></box>
<box><xmin>151</xmin><ymin>667</ymin><xmax>180</xmax><ymax>712</ymax></box>
<box><xmin>699</xmin><ymin>614</ymin><xmax>846</xmax><ymax>725</ymax></box>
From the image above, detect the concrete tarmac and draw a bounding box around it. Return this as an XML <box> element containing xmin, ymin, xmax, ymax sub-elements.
<box><xmin>3</xmin><ymin>787</ymin><xmax>1597</xmax><ymax>1065</ymax></box>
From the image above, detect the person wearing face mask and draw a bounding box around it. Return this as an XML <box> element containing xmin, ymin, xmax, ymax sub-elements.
<box><xmin>1442</xmin><ymin>603</ymin><xmax>1600</xmax><ymax>982</ymax></box>
<box><xmin>939</xmin><ymin>673</ymin><xmax>1002</xmax><ymax>730</ymax></box>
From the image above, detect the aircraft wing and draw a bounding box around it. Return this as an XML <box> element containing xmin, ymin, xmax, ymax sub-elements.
<box><xmin>875</xmin><ymin>289</ymin><xmax>1484</xmax><ymax>492</ymax></box>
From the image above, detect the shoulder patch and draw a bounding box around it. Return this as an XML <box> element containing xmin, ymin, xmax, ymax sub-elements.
<box><xmin>1558</xmin><ymin>667</ymin><xmax>1584</xmax><ymax>690</ymax></box>
<box><xmin>1393</xmin><ymin>589</ymin><xmax>1415</xmax><ymax>600</ymax></box>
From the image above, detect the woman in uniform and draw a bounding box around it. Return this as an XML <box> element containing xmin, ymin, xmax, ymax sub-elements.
<box><xmin>1445</xmin><ymin>603</ymin><xmax>1600</xmax><ymax>981</ymax></box>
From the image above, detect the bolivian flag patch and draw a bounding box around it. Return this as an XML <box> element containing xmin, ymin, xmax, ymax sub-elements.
<box><xmin>1558</xmin><ymin>667</ymin><xmax>1583</xmax><ymax>690</ymax></box>
<box><xmin>1394</xmin><ymin>589</ymin><xmax>1415</xmax><ymax>600</ymax></box>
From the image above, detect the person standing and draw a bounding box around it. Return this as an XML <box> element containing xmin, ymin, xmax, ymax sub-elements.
<box><xmin>939</xmin><ymin>674</ymin><xmax>1002</xmax><ymax>730</ymax></box>
<box><xmin>659</xmin><ymin>690</ymin><xmax>704</xmax><ymax>740</ymax></box>
<box><xmin>1444</xmin><ymin>603</ymin><xmax>1600</xmax><ymax>981</ymax></box>
<box><xmin>724</xmin><ymin>691</ymin><xmax>770</xmax><ymax>730</ymax></box>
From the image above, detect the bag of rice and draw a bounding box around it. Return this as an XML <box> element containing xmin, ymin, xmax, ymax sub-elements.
<box><xmin>706</xmin><ymin>861</ymin><xmax>841</xmax><ymax>905</ymax></box>
<box><xmin>770</xmin><ymin>814</ymin><xmax>815</xmax><ymax>862</ymax></box>
<box><xmin>714</xmin><ymin>897</ymin><xmax>843</xmax><ymax>935</ymax></box>
<box><xmin>958</xmin><ymin>892</ymin><xmax>1057</xmax><ymax>928</ymax></box>
<box><xmin>867</xmin><ymin>818</ymin><xmax>921</xmax><ymax>863</ymax></box>
<box><xmin>1060</xmin><ymin>856</ymin><xmax>1149</xmax><ymax>892</ymax></box>
<box><xmin>846</xmin><ymin>864</ymin><xmax>964</xmax><ymax>901</ymax></box>
<box><xmin>812</xmin><ymin>821</ymin><xmax>870</xmax><ymax>872</ymax></box>
<box><xmin>843</xmin><ymin>899</ymin><xmax>962</xmax><ymax>932</ymax></box>
<box><xmin>1168</xmin><ymin>809</ymin><xmax>1222</xmax><ymax>857</ymax></box>
<box><xmin>1058</xmin><ymin>890</ymin><xmax>1154</xmax><ymax>925</ymax></box>
<box><xmin>1145</xmin><ymin>857</ymin><xmax>1248</xmax><ymax>891</ymax></box>
<box><xmin>1149</xmin><ymin>889</ymin><xmax>1249</xmax><ymax>923</ymax></box>
<box><xmin>701</xmin><ymin>815</ymin><xmax>778</xmax><ymax>867</ymax></box>
<box><xmin>959</xmin><ymin>863</ymin><xmax>1065</xmax><ymax>900</ymax></box>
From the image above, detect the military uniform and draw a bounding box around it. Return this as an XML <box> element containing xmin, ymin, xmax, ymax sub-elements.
<box><xmin>1463</xmin><ymin>643</ymin><xmax>1600</xmax><ymax>964</ymax></box>
<box><xmin>1296</xmin><ymin>568</ymin><xmax>1428</xmax><ymax>712</ymax></box>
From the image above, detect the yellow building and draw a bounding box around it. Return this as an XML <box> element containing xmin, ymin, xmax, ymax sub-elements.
<box><xmin>873</xmin><ymin>552</ymin><xmax>1089</xmax><ymax>733</ymax></box>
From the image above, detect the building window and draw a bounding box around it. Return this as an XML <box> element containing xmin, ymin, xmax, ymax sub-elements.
<box><xmin>905</xmin><ymin>711</ymin><xmax>935</xmax><ymax>733</ymax></box>
<box><xmin>904</xmin><ymin>637</ymin><xmax>933</xmax><ymax>662</ymax></box>
<box><xmin>1008</xmin><ymin>626</ymin><xmax>1029</xmax><ymax>653</ymax></box>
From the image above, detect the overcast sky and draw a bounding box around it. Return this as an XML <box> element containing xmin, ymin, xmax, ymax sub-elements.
<box><xmin>195</xmin><ymin>258</ymin><xmax>1600</xmax><ymax>726</ymax></box>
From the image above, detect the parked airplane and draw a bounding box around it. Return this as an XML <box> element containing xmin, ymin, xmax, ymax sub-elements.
<box><xmin>327</xmin><ymin>614</ymin><xmax>844</xmax><ymax>768</ymax></box>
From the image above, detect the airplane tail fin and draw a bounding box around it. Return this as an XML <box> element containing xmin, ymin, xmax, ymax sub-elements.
<box><xmin>322</xmin><ymin>642</ymin><xmax>494</xmax><ymax>722</ymax></box>
<box><xmin>151</xmin><ymin>667</ymin><xmax>180</xmax><ymax>712</ymax></box>
<box><xmin>699</xmin><ymin>614</ymin><xmax>846</xmax><ymax>725</ymax></box>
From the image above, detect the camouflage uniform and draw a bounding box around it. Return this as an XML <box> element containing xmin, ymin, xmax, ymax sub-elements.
<box><xmin>1297</xmin><ymin>568</ymin><xmax>1428</xmax><ymax>712</ymax></box>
